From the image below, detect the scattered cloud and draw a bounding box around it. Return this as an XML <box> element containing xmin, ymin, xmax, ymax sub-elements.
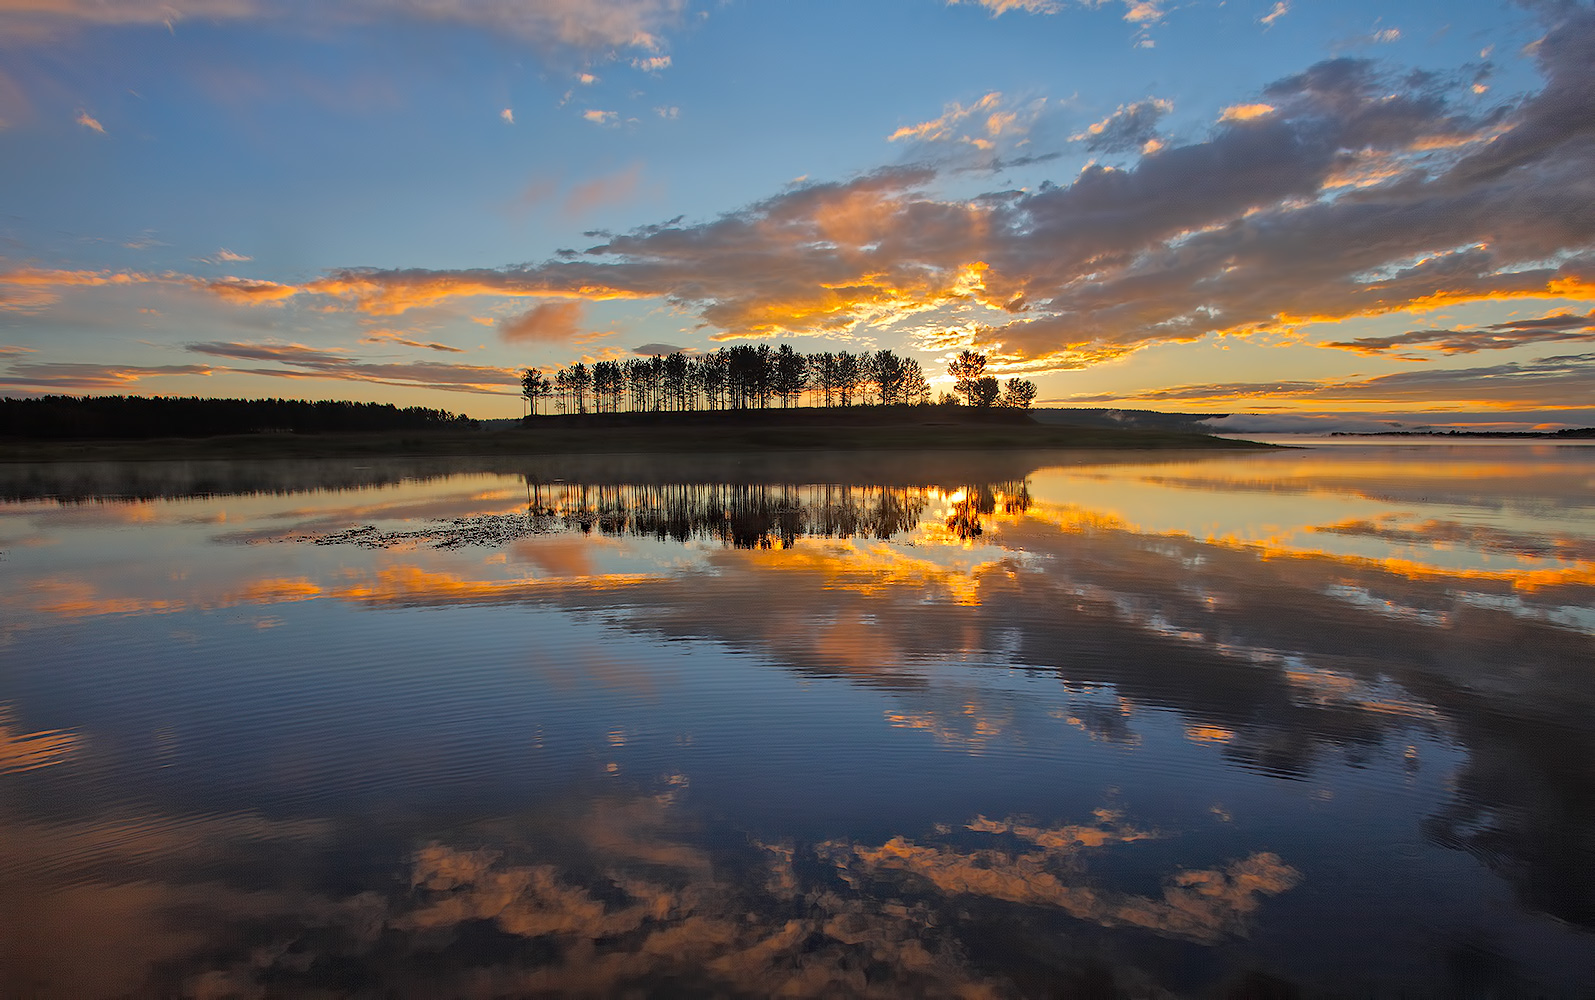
<box><xmin>655</xmin><ymin>105</ymin><xmax>679</xmax><ymax>119</ymax></box>
<box><xmin>582</xmin><ymin>109</ymin><xmax>619</xmax><ymax>126</ymax></box>
<box><xmin>1121</xmin><ymin>1</ymin><xmax>1164</xmax><ymax>26</ymax></box>
<box><xmin>949</xmin><ymin>0</ymin><xmax>1064</xmax><ymax>15</ymax></box>
<box><xmin>500</xmin><ymin>107</ymin><xmax>514</xmax><ymax>125</ymax></box>
<box><xmin>1070</xmin><ymin>98</ymin><xmax>1172</xmax><ymax>153</ymax></box>
<box><xmin>577</xmin><ymin>72</ymin><xmax>598</xmax><ymax>85</ymax></box>
<box><xmin>74</xmin><ymin>109</ymin><xmax>105</xmax><ymax>133</ymax></box>
<box><xmin>631</xmin><ymin>55</ymin><xmax>671</xmax><ymax>72</ymax></box>
<box><xmin>193</xmin><ymin>248</ymin><xmax>253</xmax><ymax>265</ymax></box>
<box><xmin>498</xmin><ymin>300</ymin><xmax>585</xmax><ymax>343</ymax></box>
<box><xmin>888</xmin><ymin>92</ymin><xmax>1005</xmax><ymax>143</ymax></box>
<box><xmin>1260</xmin><ymin>2</ymin><xmax>1289</xmax><ymax>27</ymax></box>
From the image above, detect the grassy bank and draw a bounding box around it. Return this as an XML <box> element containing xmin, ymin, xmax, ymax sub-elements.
<box><xmin>0</xmin><ymin>407</ymin><xmax>1264</xmax><ymax>462</ymax></box>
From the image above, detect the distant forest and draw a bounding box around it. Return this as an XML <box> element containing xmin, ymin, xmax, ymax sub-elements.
<box><xmin>0</xmin><ymin>396</ymin><xmax>477</xmax><ymax>440</ymax></box>
<box><xmin>522</xmin><ymin>347</ymin><xmax>1037</xmax><ymax>415</ymax></box>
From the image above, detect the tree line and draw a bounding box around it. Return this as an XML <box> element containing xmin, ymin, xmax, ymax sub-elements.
<box><xmin>520</xmin><ymin>346</ymin><xmax>1036</xmax><ymax>416</ymax></box>
<box><xmin>0</xmin><ymin>395</ymin><xmax>477</xmax><ymax>440</ymax></box>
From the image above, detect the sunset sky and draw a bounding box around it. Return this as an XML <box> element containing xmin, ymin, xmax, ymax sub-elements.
<box><xmin>2</xmin><ymin>0</ymin><xmax>1592</xmax><ymax>429</ymax></box>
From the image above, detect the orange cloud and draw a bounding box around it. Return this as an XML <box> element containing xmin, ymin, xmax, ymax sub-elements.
<box><xmin>499</xmin><ymin>300</ymin><xmax>585</xmax><ymax>343</ymax></box>
<box><xmin>0</xmin><ymin>267</ymin><xmax>154</xmax><ymax>311</ymax></box>
<box><xmin>1218</xmin><ymin>103</ymin><xmax>1275</xmax><ymax>122</ymax></box>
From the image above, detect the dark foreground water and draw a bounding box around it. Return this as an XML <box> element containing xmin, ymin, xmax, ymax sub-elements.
<box><xmin>2</xmin><ymin>444</ymin><xmax>1592</xmax><ymax>998</ymax></box>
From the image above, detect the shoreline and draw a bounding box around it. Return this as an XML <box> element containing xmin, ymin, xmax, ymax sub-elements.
<box><xmin>0</xmin><ymin>415</ymin><xmax>1267</xmax><ymax>463</ymax></box>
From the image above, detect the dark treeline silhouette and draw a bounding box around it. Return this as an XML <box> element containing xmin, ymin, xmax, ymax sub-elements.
<box><xmin>0</xmin><ymin>395</ymin><xmax>477</xmax><ymax>440</ymax></box>
<box><xmin>526</xmin><ymin>478</ymin><xmax>1031</xmax><ymax>548</ymax></box>
<box><xmin>521</xmin><ymin>346</ymin><xmax>1038</xmax><ymax>416</ymax></box>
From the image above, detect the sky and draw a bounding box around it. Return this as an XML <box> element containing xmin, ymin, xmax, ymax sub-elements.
<box><xmin>1</xmin><ymin>0</ymin><xmax>1593</xmax><ymax>430</ymax></box>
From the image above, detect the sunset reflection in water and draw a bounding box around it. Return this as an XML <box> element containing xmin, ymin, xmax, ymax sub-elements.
<box><xmin>1</xmin><ymin>445</ymin><xmax>1592</xmax><ymax>996</ymax></box>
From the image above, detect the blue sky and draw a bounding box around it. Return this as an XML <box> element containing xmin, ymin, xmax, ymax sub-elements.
<box><xmin>2</xmin><ymin>0</ymin><xmax>1592</xmax><ymax>428</ymax></box>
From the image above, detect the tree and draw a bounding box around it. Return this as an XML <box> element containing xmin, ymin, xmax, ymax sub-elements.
<box><xmin>969</xmin><ymin>376</ymin><xmax>1001</xmax><ymax>408</ymax></box>
<box><xmin>948</xmin><ymin>350</ymin><xmax>987</xmax><ymax>406</ymax></box>
<box><xmin>835</xmin><ymin>351</ymin><xmax>862</xmax><ymax>406</ymax></box>
<box><xmin>773</xmin><ymin>344</ymin><xmax>808</xmax><ymax>406</ymax></box>
<box><xmin>569</xmin><ymin>362</ymin><xmax>592</xmax><ymax>414</ymax></box>
<box><xmin>663</xmin><ymin>352</ymin><xmax>690</xmax><ymax>411</ymax></box>
<box><xmin>900</xmin><ymin>359</ymin><xmax>930</xmax><ymax>405</ymax></box>
<box><xmin>519</xmin><ymin>368</ymin><xmax>551</xmax><ymax>416</ymax></box>
<box><xmin>869</xmin><ymin>349</ymin><xmax>906</xmax><ymax>405</ymax></box>
<box><xmin>1000</xmin><ymin>377</ymin><xmax>1037</xmax><ymax>409</ymax></box>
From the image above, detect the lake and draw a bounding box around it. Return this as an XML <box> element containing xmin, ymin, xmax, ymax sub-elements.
<box><xmin>2</xmin><ymin>443</ymin><xmax>1592</xmax><ymax>997</ymax></box>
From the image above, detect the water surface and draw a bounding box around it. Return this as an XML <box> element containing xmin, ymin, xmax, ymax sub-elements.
<box><xmin>2</xmin><ymin>444</ymin><xmax>1592</xmax><ymax>997</ymax></box>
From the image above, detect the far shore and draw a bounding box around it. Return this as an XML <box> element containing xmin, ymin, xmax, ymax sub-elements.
<box><xmin>0</xmin><ymin>408</ymin><xmax>1267</xmax><ymax>462</ymax></box>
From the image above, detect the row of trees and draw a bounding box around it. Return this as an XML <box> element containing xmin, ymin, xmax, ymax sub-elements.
<box><xmin>520</xmin><ymin>345</ymin><xmax>1036</xmax><ymax>415</ymax></box>
<box><xmin>0</xmin><ymin>396</ymin><xmax>476</xmax><ymax>440</ymax></box>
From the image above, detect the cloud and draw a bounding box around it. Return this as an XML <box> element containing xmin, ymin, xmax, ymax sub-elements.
<box><xmin>74</xmin><ymin>109</ymin><xmax>105</xmax><ymax>133</ymax></box>
<box><xmin>582</xmin><ymin>109</ymin><xmax>618</xmax><ymax>126</ymax></box>
<box><xmin>949</xmin><ymin>0</ymin><xmax>1063</xmax><ymax>14</ymax></box>
<box><xmin>1066</xmin><ymin>353</ymin><xmax>1595</xmax><ymax>409</ymax></box>
<box><xmin>498</xmin><ymin>300</ymin><xmax>585</xmax><ymax>343</ymax></box>
<box><xmin>1323</xmin><ymin>309</ymin><xmax>1595</xmax><ymax>355</ymax></box>
<box><xmin>631</xmin><ymin>342</ymin><xmax>690</xmax><ymax>355</ymax></box>
<box><xmin>1217</xmin><ymin>102</ymin><xmax>1274</xmax><ymax>122</ymax></box>
<box><xmin>499</xmin><ymin>107</ymin><xmax>514</xmax><ymax>125</ymax></box>
<box><xmin>2</xmin><ymin>0</ymin><xmax>687</xmax><ymax>53</ymax></box>
<box><xmin>1120</xmin><ymin>0</ymin><xmax>1164</xmax><ymax>25</ymax></box>
<box><xmin>1197</xmin><ymin>410</ymin><xmax>1595</xmax><ymax>434</ymax></box>
<box><xmin>1260</xmin><ymin>2</ymin><xmax>1288</xmax><ymax>27</ymax></box>
<box><xmin>181</xmin><ymin>340</ymin><xmax>519</xmax><ymax>394</ymax></box>
<box><xmin>562</xmin><ymin>162</ymin><xmax>643</xmax><ymax>218</ymax></box>
<box><xmin>192</xmin><ymin>275</ymin><xmax>300</xmax><ymax>305</ymax></box>
<box><xmin>0</xmin><ymin>267</ymin><xmax>155</xmax><ymax>312</ymax></box>
<box><xmin>631</xmin><ymin>55</ymin><xmax>671</xmax><ymax>72</ymax></box>
<box><xmin>358</xmin><ymin>330</ymin><xmax>466</xmax><ymax>353</ymax></box>
<box><xmin>213</xmin><ymin>248</ymin><xmax>251</xmax><ymax>263</ymax></box>
<box><xmin>0</xmin><ymin>362</ymin><xmax>214</xmax><ymax>394</ymax></box>
<box><xmin>1070</xmin><ymin>98</ymin><xmax>1172</xmax><ymax>153</ymax></box>
<box><xmin>888</xmin><ymin>91</ymin><xmax>1005</xmax><ymax>144</ymax></box>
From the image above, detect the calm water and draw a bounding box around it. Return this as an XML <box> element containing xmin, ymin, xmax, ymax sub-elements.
<box><xmin>2</xmin><ymin>444</ymin><xmax>1592</xmax><ymax>997</ymax></box>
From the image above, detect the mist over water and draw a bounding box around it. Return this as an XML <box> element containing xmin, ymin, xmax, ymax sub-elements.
<box><xmin>2</xmin><ymin>444</ymin><xmax>1592</xmax><ymax>997</ymax></box>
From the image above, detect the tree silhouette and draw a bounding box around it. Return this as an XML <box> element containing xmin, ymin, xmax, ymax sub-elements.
<box><xmin>948</xmin><ymin>350</ymin><xmax>988</xmax><ymax>405</ymax></box>
<box><xmin>520</xmin><ymin>368</ymin><xmax>551</xmax><ymax>416</ymax></box>
<box><xmin>969</xmin><ymin>376</ymin><xmax>1001</xmax><ymax>408</ymax></box>
<box><xmin>1001</xmin><ymin>377</ymin><xmax>1037</xmax><ymax>409</ymax></box>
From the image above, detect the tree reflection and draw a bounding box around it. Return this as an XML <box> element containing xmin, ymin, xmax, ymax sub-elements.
<box><xmin>538</xmin><ymin>481</ymin><xmax>940</xmax><ymax>548</ymax></box>
<box><xmin>944</xmin><ymin>481</ymin><xmax>1031</xmax><ymax>540</ymax></box>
